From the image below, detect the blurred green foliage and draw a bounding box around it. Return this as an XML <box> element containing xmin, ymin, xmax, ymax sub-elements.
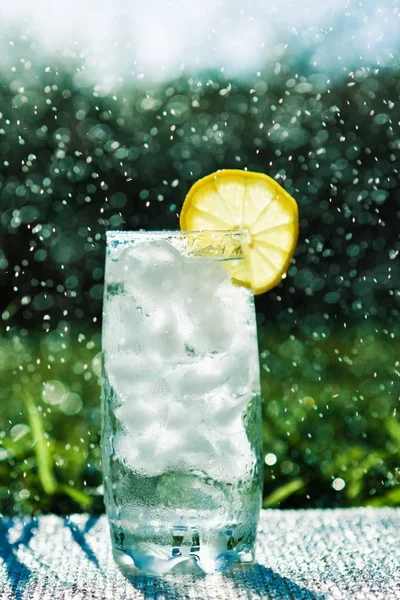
<box><xmin>0</xmin><ymin>320</ymin><xmax>399</xmax><ymax>514</ymax></box>
<box><xmin>0</xmin><ymin>43</ymin><xmax>399</xmax><ymax>330</ymax></box>
<box><xmin>0</xmin><ymin>42</ymin><xmax>399</xmax><ymax>513</ymax></box>
<box><xmin>0</xmin><ymin>327</ymin><xmax>102</xmax><ymax>514</ymax></box>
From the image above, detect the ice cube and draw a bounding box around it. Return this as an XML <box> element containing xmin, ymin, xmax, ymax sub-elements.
<box><xmin>145</xmin><ymin>303</ymin><xmax>192</xmax><ymax>361</ymax></box>
<box><xmin>113</xmin><ymin>427</ymin><xmax>141</xmax><ymax>469</ymax></box>
<box><xmin>115</xmin><ymin>394</ymin><xmax>159</xmax><ymax>433</ymax></box>
<box><xmin>172</xmin><ymin>354</ymin><xmax>242</xmax><ymax>397</ymax></box>
<box><xmin>156</xmin><ymin>471</ymin><xmax>226</xmax><ymax>510</ymax></box>
<box><xmin>115</xmin><ymin>408</ymin><xmax>253</xmax><ymax>482</ymax></box>
<box><xmin>107</xmin><ymin>239</ymin><xmax>182</xmax><ymax>295</ymax></box>
<box><xmin>207</xmin><ymin>392</ymin><xmax>253</xmax><ymax>433</ymax></box>
<box><xmin>137</xmin><ymin>421</ymin><xmax>186</xmax><ymax>475</ymax></box>
<box><xmin>105</xmin><ymin>354</ymin><xmax>154</xmax><ymax>400</ymax></box>
<box><xmin>102</xmin><ymin>293</ymin><xmax>149</xmax><ymax>358</ymax></box>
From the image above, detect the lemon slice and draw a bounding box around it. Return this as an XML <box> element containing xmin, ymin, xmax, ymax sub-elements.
<box><xmin>179</xmin><ymin>169</ymin><xmax>299</xmax><ymax>294</ymax></box>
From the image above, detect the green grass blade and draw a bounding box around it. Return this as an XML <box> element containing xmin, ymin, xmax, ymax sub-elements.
<box><xmin>365</xmin><ymin>486</ymin><xmax>400</xmax><ymax>507</ymax></box>
<box><xmin>61</xmin><ymin>484</ymin><xmax>93</xmax><ymax>509</ymax></box>
<box><xmin>22</xmin><ymin>391</ymin><xmax>58</xmax><ymax>495</ymax></box>
<box><xmin>263</xmin><ymin>478</ymin><xmax>305</xmax><ymax>507</ymax></box>
<box><xmin>386</xmin><ymin>418</ymin><xmax>400</xmax><ymax>444</ymax></box>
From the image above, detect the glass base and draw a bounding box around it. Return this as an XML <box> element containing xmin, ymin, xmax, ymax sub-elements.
<box><xmin>112</xmin><ymin>546</ymin><xmax>255</xmax><ymax>576</ymax></box>
<box><xmin>110</xmin><ymin>521</ymin><xmax>256</xmax><ymax>576</ymax></box>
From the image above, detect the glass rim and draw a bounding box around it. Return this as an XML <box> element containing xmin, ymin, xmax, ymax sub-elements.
<box><xmin>105</xmin><ymin>229</ymin><xmax>249</xmax><ymax>260</ymax></box>
<box><xmin>106</xmin><ymin>229</ymin><xmax>247</xmax><ymax>239</ymax></box>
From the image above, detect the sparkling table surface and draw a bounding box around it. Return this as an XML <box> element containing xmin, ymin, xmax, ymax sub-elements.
<box><xmin>0</xmin><ymin>508</ymin><xmax>399</xmax><ymax>600</ymax></box>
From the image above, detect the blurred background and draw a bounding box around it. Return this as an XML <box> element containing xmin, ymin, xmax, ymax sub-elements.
<box><xmin>0</xmin><ymin>0</ymin><xmax>399</xmax><ymax>514</ymax></box>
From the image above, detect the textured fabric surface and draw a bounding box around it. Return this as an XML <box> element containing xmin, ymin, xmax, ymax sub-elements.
<box><xmin>0</xmin><ymin>508</ymin><xmax>399</xmax><ymax>599</ymax></box>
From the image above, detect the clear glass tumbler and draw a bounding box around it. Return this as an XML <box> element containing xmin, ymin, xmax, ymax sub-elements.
<box><xmin>101</xmin><ymin>230</ymin><xmax>263</xmax><ymax>575</ymax></box>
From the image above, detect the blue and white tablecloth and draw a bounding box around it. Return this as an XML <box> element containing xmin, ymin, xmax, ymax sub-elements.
<box><xmin>1</xmin><ymin>508</ymin><xmax>399</xmax><ymax>599</ymax></box>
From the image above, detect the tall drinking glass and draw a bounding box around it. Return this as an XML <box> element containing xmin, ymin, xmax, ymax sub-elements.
<box><xmin>101</xmin><ymin>230</ymin><xmax>263</xmax><ymax>575</ymax></box>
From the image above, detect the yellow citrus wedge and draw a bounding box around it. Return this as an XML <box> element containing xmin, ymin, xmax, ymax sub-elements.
<box><xmin>179</xmin><ymin>169</ymin><xmax>299</xmax><ymax>294</ymax></box>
